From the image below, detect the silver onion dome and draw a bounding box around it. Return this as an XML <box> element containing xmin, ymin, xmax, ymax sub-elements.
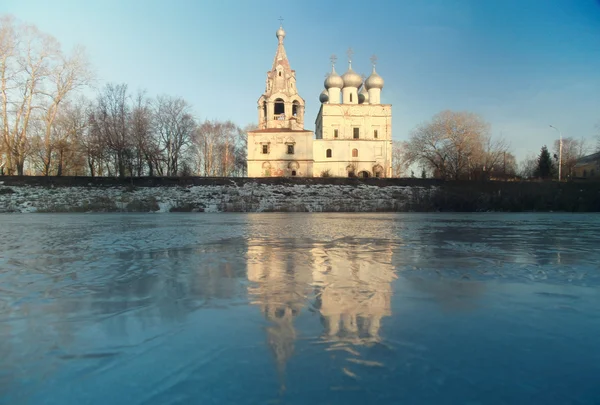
<box><xmin>324</xmin><ymin>68</ymin><xmax>344</xmax><ymax>89</ymax></box>
<box><xmin>276</xmin><ymin>26</ymin><xmax>286</xmax><ymax>41</ymax></box>
<box><xmin>319</xmin><ymin>89</ymin><xmax>329</xmax><ymax>103</ymax></box>
<box><xmin>365</xmin><ymin>67</ymin><xmax>384</xmax><ymax>90</ymax></box>
<box><xmin>342</xmin><ymin>67</ymin><xmax>363</xmax><ymax>88</ymax></box>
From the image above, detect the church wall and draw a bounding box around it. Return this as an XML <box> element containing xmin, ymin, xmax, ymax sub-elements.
<box><xmin>313</xmin><ymin>139</ymin><xmax>391</xmax><ymax>177</ymax></box>
<box><xmin>313</xmin><ymin>104</ymin><xmax>393</xmax><ymax>177</ymax></box>
<box><xmin>319</xmin><ymin>104</ymin><xmax>392</xmax><ymax>141</ymax></box>
<box><xmin>247</xmin><ymin>131</ymin><xmax>314</xmax><ymax>177</ymax></box>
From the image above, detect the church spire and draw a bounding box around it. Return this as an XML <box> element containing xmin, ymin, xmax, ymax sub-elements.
<box><xmin>272</xmin><ymin>20</ymin><xmax>290</xmax><ymax>72</ymax></box>
<box><xmin>257</xmin><ymin>22</ymin><xmax>305</xmax><ymax>130</ymax></box>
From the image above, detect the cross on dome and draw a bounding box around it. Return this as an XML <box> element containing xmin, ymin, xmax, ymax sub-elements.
<box><xmin>330</xmin><ymin>54</ymin><xmax>337</xmax><ymax>67</ymax></box>
<box><xmin>346</xmin><ymin>47</ymin><xmax>354</xmax><ymax>64</ymax></box>
<box><xmin>278</xmin><ymin>16</ymin><xmax>284</xmax><ymax>27</ymax></box>
<box><xmin>370</xmin><ymin>54</ymin><xmax>378</xmax><ymax>67</ymax></box>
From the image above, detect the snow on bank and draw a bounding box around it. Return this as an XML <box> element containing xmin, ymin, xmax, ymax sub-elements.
<box><xmin>0</xmin><ymin>183</ymin><xmax>433</xmax><ymax>213</ymax></box>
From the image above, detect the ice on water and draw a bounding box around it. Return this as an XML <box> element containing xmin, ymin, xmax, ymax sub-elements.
<box><xmin>1</xmin><ymin>213</ymin><xmax>599</xmax><ymax>405</ymax></box>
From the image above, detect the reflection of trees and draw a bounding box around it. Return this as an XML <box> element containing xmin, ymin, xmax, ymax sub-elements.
<box><xmin>246</xmin><ymin>240</ymin><xmax>312</xmax><ymax>391</ymax></box>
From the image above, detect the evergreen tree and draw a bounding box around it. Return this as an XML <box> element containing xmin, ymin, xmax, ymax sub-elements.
<box><xmin>534</xmin><ymin>145</ymin><xmax>555</xmax><ymax>179</ymax></box>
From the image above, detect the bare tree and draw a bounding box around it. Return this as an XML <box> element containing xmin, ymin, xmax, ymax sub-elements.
<box><xmin>1</xmin><ymin>20</ymin><xmax>58</xmax><ymax>175</ymax></box>
<box><xmin>130</xmin><ymin>90</ymin><xmax>156</xmax><ymax>176</ymax></box>
<box><xmin>38</xmin><ymin>45</ymin><xmax>92</xmax><ymax>175</ymax></box>
<box><xmin>406</xmin><ymin>110</ymin><xmax>490</xmax><ymax>180</ymax></box>
<box><xmin>153</xmin><ymin>95</ymin><xmax>194</xmax><ymax>176</ymax></box>
<box><xmin>89</xmin><ymin>83</ymin><xmax>130</xmax><ymax>177</ymax></box>
<box><xmin>193</xmin><ymin>120</ymin><xmax>228</xmax><ymax>176</ymax></box>
<box><xmin>519</xmin><ymin>153</ymin><xmax>538</xmax><ymax>179</ymax></box>
<box><xmin>552</xmin><ymin>137</ymin><xmax>589</xmax><ymax>180</ymax></box>
<box><xmin>0</xmin><ymin>15</ymin><xmax>18</xmax><ymax>174</ymax></box>
<box><xmin>391</xmin><ymin>140</ymin><xmax>409</xmax><ymax>177</ymax></box>
<box><xmin>0</xmin><ymin>16</ymin><xmax>92</xmax><ymax>175</ymax></box>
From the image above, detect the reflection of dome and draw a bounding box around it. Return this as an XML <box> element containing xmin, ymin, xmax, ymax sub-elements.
<box><xmin>342</xmin><ymin>67</ymin><xmax>362</xmax><ymax>88</ymax></box>
<box><xmin>324</xmin><ymin>68</ymin><xmax>344</xmax><ymax>89</ymax></box>
<box><xmin>319</xmin><ymin>90</ymin><xmax>329</xmax><ymax>103</ymax></box>
<box><xmin>276</xmin><ymin>26</ymin><xmax>286</xmax><ymax>41</ymax></box>
<box><xmin>365</xmin><ymin>67</ymin><xmax>384</xmax><ymax>90</ymax></box>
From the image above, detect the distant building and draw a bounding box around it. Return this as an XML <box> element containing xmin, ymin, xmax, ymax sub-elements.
<box><xmin>572</xmin><ymin>151</ymin><xmax>600</xmax><ymax>179</ymax></box>
<box><xmin>247</xmin><ymin>25</ymin><xmax>392</xmax><ymax>178</ymax></box>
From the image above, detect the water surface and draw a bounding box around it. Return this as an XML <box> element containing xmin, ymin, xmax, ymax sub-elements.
<box><xmin>1</xmin><ymin>213</ymin><xmax>599</xmax><ymax>404</ymax></box>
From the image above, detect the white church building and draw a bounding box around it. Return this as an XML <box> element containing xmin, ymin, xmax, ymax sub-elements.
<box><xmin>247</xmin><ymin>25</ymin><xmax>392</xmax><ymax>178</ymax></box>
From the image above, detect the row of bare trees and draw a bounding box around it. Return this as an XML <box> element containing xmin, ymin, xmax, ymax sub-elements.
<box><xmin>0</xmin><ymin>16</ymin><xmax>250</xmax><ymax>177</ymax></box>
<box><xmin>396</xmin><ymin>110</ymin><xmax>516</xmax><ymax>180</ymax></box>
<box><xmin>28</xmin><ymin>84</ymin><xmax>249</xmax><ymax>177</ymax></box>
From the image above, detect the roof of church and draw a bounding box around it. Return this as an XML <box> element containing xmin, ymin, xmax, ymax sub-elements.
<box><xmin>272</xmin><ymin>25</ymin><xmax>290</xmax><ymax>71</ymax></box>
<box><xmin>575</xmin><ymin>151</ymin><xmax>600</xmax><ymax>166</ymax></box>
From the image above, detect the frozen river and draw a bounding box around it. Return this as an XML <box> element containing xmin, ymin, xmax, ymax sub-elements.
<box><xmin>1</xmin><ymin>213</ymin><xmax>599</xmax><ymax>405</ymax></box>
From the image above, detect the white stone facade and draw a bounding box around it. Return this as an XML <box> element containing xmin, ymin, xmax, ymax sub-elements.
<box><xmin>314</xmin><ymin>104</ymin><xmax>392</xmax><ymax>178</ymax></box>
<box><xmin>247</xmin><ymin>26</ymin><xmax>392</xmax><ymax>178</ymax></box>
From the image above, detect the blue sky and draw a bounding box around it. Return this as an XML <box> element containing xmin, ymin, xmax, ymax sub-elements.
<box><xmin>3</xmin><ymin>0</ymin><xmax>600</xmax><ymax>161</ymax></box>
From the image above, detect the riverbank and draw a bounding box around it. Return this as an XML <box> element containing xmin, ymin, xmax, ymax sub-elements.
<box><xmin>0</xmin><ymin>177</ymin><xmax>598</xmax><ymax>213</ymax></box>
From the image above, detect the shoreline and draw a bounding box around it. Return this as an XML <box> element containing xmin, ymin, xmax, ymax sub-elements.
<box><xmin>0</xmin><ymin>177</ymin><xmax>599</xmax><ymax>213</ymax></box>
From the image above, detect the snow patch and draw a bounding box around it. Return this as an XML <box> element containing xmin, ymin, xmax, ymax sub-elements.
<box><xmin>0</xmin><ymin>183</ymin><xmax>432</xmax><ymax>213</ymax></box>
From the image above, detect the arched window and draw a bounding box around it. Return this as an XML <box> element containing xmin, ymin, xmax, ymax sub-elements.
<box><xmin>274</xmin><ymin>98</ymin><xmax>285</xmax><ymax>116</ymax></box>
<box><xmin>326</xmin><ymin>149</ymin><xmax>332</xmax><ymax>158</ymax></box>
<box><xmin>350</xmin><ymin>93</ymin><xmax>353</xmax><ymax>103</ymax></box>
<box><xmin>263</xmin><ymin>102</ymin><xmax>267</xmax><ymax>120</ymax></box>
<box><xmin>352</xmin><ymin>149</ymin><xmax>358</xmax><ymax>158</ymax></box>
<box><xmin>292</xmin><ymin>100</ymin><xmax>300</xmax><ymax>117</ymax></box>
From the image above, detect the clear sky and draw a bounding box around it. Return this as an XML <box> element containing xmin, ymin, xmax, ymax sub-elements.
<box><xmin>3</xmin><ymin>0</ymin><xmax>600</xmax><ymax>161</ymax></box>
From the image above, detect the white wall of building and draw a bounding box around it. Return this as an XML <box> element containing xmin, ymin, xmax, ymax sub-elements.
<box><xmin>247</xmin><ymin>130</ymin><xmax>314</xmax><ymax>177</ymax></box>
<box><xmin>313</xmin><ymin>104</ymin><xmax>392</xmax><ymax>177</ymax></box>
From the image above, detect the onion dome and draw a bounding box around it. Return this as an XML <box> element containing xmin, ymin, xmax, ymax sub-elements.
<box><xmin>359</xmin><ymin>76</ymin><xmax>369</xmax><ymax>103</ymax></box>
<box><xmin>319</xmin><ymin>89</ymin><xmax>329</xmax><ymax>103</ymax></box>
<box><xmin>365</xmin><ymin>66</ymin><xmax>384</xmax><ymax>90</ymax></box>
<box><xmin>324</xmin><ymin>67</ymin><xmax>344</xmax><ymax>89</ymax></box>
<box><xmin>342</xmin><ymin>65</ymin><xmax>363</xmax><ymax>88</ymax></box>
<box><xmin>276</xmin><ymin>26</ymin><xmax>286</xmax><ymax>41</ymax></box>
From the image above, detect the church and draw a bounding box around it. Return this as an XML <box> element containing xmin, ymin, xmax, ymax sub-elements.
<box><xmin>247</xmin><ymin>24</ymin><xmax>392</xmax><ymax>178</ymax></box>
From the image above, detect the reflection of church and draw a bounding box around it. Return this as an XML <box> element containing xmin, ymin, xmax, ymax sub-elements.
<box><xmin>246</xmin><ymin>240</ymin><xmax>312</xmax><ymax>388</ymax></box>
<box><xmin>246</xmin><ymin>233</ymin><xmax>396</xmax><ymax>386</ymax></box>
<box><xmin>311</xmin><ymin>246</ymin><xmax>396</xmax><ymax>346</ymax></box>
<box><xmin>247</xmin><ymin>24</ymin><xmax>393</xmax><ymax>178</ymax></box>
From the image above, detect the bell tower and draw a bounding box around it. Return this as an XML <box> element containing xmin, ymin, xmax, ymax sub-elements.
<box><xmin>257</xmin><ymin>20</ymin><xmax>305</xmax><ymax>130</ymax></box>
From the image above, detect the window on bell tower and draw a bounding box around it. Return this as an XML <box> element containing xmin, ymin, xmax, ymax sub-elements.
<box><xmin>274</xmin><ymin>98</ymin><xmax>285</xmax><ymax>116</ymax></box>
<box><xmin>353</xmin><ymin>128</ymin><xmax>359</xmax><ymax>139</ymax></box>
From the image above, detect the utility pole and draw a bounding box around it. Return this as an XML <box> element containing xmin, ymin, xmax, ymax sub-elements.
<box><xmin>549</xmin><ymin>125</ymin><xmax>563</xmax><ymax>182</ymax></box>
